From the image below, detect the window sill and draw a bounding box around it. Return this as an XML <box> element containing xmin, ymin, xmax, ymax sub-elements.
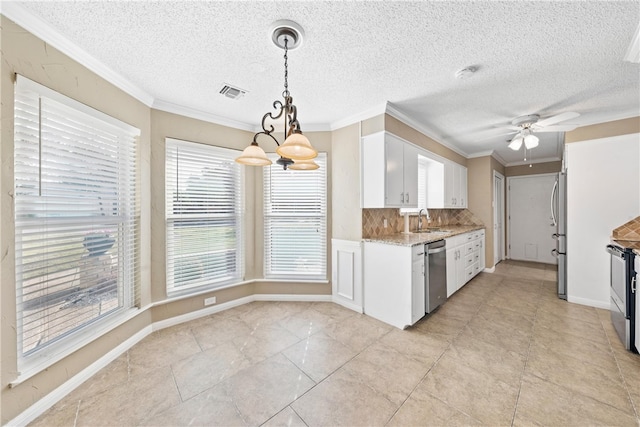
<box><xmin>11</xmin><ymin>307</ymin><xmax>142</xmax><ymax>388</ymax></box>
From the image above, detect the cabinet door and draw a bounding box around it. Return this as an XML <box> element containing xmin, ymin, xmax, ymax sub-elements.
<box><xmin>459</xmin><ymin>166</ymin><xmax>468</xmax><ymax>208</ymax></box>
<box><xmin>403</xmin><ymin>143</ymin><xmax>419</xmax><ymax>208</ymax></box>
<box><xmin>411</xmin><ymin>254</ymin><xmax>425</xmax><ymax>323</ymax></box>
<box><xmin>385</xmin><ymin>136</ymin><xmax>405</xmax><ymax>207</ymax></box>
<box><xmin>478</xmin><ymin>236</ymin><xmax>485</xmax><ymax>271</ymax></box>
<box><xmin>444</xmin><ymin>161</ymin><xmax>456</xmax><ymax>207</ymax></box>
<box><xmin>446</xmin><ymin>247</ymin><xmax>458</xmax><ymax>297</ymax></box>
<box><xmin>456</xmin><ymin>248</ymin><xmax>467</xmax><ymax>289</ymax></box>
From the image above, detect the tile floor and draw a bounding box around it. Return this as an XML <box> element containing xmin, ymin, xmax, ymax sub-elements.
<box><xmin>31</xmin><ymin>260</ymin><xmax>640</xmax><ymax>426</ymax></box>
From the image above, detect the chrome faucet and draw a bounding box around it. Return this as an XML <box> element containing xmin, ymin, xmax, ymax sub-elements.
<box><xmin>417</xmin><ymin>208</ymin><xmax>429</xmax><ymax>232</ymax></box>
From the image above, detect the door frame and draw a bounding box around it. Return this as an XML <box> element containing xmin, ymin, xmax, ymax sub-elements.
<box><xmin>506</xmin><ymin>172</ymin><xmax>558</xmax><ymax>261</ymax></box>
<box><xmin>493</xmin><ymin>170</ymin><xmax>505</xmax><ymax>266</ymax></box>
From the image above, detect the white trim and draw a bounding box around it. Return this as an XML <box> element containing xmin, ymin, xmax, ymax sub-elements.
<box><xmin>483</xmin><ymin>266</ymin><xmax>496</xmax><ymax>273</ymax></box>
<box><xmin>567</xmin><ymin>295</ymin><xmax>609</xmax><ymax>310</ymax></box>
<box><xmin>10</xmin><ymin>308</ymin><xmax>142</xmax><ymax>387</ymax></box>
<box><xmin>467</xmin><ymin>150</ymin><xmax>507</xmax><ymax>166</ymax></box>
<box><xmin>504</xmin><ymin>156</ymin><xmax>561</xmax><ymax>167</ymax></box>
<box><xmin>330</xmin><ymin>103</ymin><xmax>387</xmax><ymax>131</ymax></box>
<box><xmin>153</xmin><ymin>99</ymin><xmax>255</xmax><ymax>132</ymax></box>
<box><xmin>17</xmin><ymin>75</ymin><xmax>141</xmax><ymax>135</ymax></box>
<box><xmin>2</xmin><ymin>2</ymin><xmax>154</xmax><ymax>107</ymax></box>
<box><xmin>7</xmin><ymin>325</ymin><xmax>152</xmax><ymax>427</ymax></box>
<box><xmin>8</xmin><ymin>293</ymin><xmax>333</xmax><ymax>426</ymax></box>
<box><xmin>493</xmin><ymin>170</ymin><xmax>506</xmax><ymax>264</ymax></box>
<box><xmin>385</xmin><ymin>102</ymin><xmax>469</xmax><ymax>158</ymax></box>
<box><xmin>332</xmin><ymin>296</ymin><xmax>364</xmax><ymax>313</ymax></box>
<box><xmin>152</xmin><ymin>295</ymin><xmax>255</xmax><ymax>331</ymax></box>
<box><xmin>253</xmin><ymin>294</ymin><xmax>332</xmax><ymax>302</ymax></box>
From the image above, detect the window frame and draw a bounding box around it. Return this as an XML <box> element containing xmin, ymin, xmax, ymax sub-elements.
<box><xmin>165</xmin><ymin>138</ymin><xmax>245</xmax><ymax>296</ymax></box>
<box><xmin>13</xmin><ymin>75</ymin><xmax>140</xmax><ymax>374</ymax></box>
<box><xmin>263</xmin><ymin>153</ymin><xmax>328</xmax><ymax>281</ymax></box>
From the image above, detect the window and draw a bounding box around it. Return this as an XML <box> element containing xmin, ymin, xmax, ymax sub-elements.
<box><xmin>263</xmin><ymin>153</ymin><xmax>327</xmax><ymax>280</ymax></box>
<box><xmin>165</xmin><ymin>138</ymin><xmax>244</xmax><ymax>295</ymax></box>
<box><xmin>14</xmin><ymin>75</ymin><xmax>140</xmax><ymax>365</ymax></box>
<box><xmin>400</xmin><ymin>155</ymin><xmax>429</xmax><ymax>215</ymax></box>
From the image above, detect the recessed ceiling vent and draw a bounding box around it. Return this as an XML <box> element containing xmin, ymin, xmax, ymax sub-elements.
<box><xmin>219</xmin><ymin>84</ymin><xmax>247</xmax><ymax>100</ymax></box>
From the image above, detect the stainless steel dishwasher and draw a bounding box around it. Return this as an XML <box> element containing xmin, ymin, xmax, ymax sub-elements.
<box><xmin>425</xmin><ymin>240</ymin><xmax>447</xmax><ymax>313</ymax></box>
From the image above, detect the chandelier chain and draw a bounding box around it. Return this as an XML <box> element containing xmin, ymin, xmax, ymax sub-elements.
<box><xmin>283</xmin><ymin>36</ymin><xmax>290</xmax><ymax>98</ymax></box>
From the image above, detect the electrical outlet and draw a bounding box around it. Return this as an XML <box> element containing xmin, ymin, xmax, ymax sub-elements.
<box><xmin>204</xmin><ymin>296</ymin><xmax>217</xmax><ymax>306</ymax></box>
<box><xmin>383</xmin><ymin>218</ymin><xmax>388</xmax><ymax>228</ymax></box>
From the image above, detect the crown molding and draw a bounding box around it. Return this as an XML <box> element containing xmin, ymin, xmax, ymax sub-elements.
<box><xmin>467</xmin><ymin>149</ymin><xmax>507</xmax><ymax>166</ymax></box>
<box><xmin>2</xmin><ymin>2</ymin><xmax>155</xmax><ymax>107</ymax></box>
<box><xmin>504</xmin><ymin>156</ymin><xmax>561</xmax><ymax>167</ymax></box>
<box><xmin>151</xmin><ymin>99</ymin><xmax>257</xmax><ymax>132</ymax></box>
<box><xmin>384</xmin><ymin>102</ymin><xmax>469</xmax><ymax>158</ymax></box>
<box><xmin>329</xmin><ymin>103</ymin><xmax>387</xmax><ymax>131</ymax></box>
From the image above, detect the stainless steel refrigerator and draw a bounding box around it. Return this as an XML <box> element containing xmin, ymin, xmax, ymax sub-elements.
<box><xmin>551</xmin><ymin>171</ymin><xmax>567</xmax><ymax>299</ymax></box>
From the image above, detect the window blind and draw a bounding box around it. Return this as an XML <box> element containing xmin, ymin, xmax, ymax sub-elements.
<box><xmin>14</xmin><ymin>75</ymin><xmax>140</xmax><ymax>363</ymax></box>
<box><xmin>263</xmin><ymin>153</ymin><xmax>327</xmax><ymax>280</ymax></box>
<box><xmin>165</xmin><ymin>138</ymin><xmax>244</xmax><ymax>295</ymax></box>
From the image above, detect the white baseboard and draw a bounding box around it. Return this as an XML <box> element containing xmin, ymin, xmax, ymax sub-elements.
<box><xmin>253</xmin><ymin>294</ymin><xmax>332</xmax><ymax>302</ymax></box>
<box><xmin>567</xmin><ymin>295</ymin><xmax>610</xmax><ymax>310</ymax></box>
<box><xmin>332</xmin><ymin>296</ymin><xmax>364</xmax><ymax>313</ymax></box>
<box><xmin>8</xmin><ymin>293</ymin><xmax>332</xmax><ymax>426</ymax></box>
<box><xmin>152</xmin><ymin>295</ymin><xmax>255</xmax><ymax>331</ymax></box>
<box><xmin>7</xmin><ymin>325</ymin><xmax>152</xmax><ymax>427</ymax></box>
<box><xmin>484</xmin><ymin>266</ymin><xmax>496</xmax><ymax>273</ymax></box>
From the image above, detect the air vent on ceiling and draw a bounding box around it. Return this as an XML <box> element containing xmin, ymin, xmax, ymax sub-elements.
<box><xmin>219</xmin><ymin>84</ymin><xmax>247</xmax><ymax>100</ymax></box>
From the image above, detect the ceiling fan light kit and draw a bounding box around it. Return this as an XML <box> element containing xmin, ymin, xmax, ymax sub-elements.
<box><xmin>506</xmin><ymin>112</ymin><xmax>577</xmax><ymax>152</ymax></box>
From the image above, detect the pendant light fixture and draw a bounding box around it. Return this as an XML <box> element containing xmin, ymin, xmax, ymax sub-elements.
<box><xmin>236</xmin><ymin>20</ymin><xmax>318</xmax><ymax>170</ymax></box>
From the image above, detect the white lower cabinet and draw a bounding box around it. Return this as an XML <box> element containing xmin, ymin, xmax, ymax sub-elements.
<box><xmin>445</xmin><ymin>230</ymin><xmax>485</xmax><ymax>297</ymax></box>
<box><xmin>363</xmin><ymin>242</ymin><xmax>425</xmax><ymax>329</ymax></box>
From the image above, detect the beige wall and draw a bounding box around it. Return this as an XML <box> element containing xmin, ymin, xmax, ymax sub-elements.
<box><xmin>331</xmin><ymin>123</ymin><xmax>362</xmax><ymax>241</ymax></box>
<box><xmin>505</xmin><ymin>161</ymin><xmax>561</xmax><ymax>177</ymax></box>
<box><xmin>385</xmin><ymin>115</ymin><xmax>467</xmax><ymax>166</ymax></box>
<box><xmin>361</xmin><ymin>114</ymin><xmax>385</xmax><ymax>137</ymax></box>
<box><xmin>467</xmin><ymin>156</ymin><xmax>505</xmax><ymax>268</ymax></box>
<box><xmin>1</xmin><ymin>16</ymin><xmax>152</xmax><ymax>422</ymax></box>
<box><xmin>0</xmin><ymin>17</ymin><xmax>331</xmax><ymax>423</ymax></box>
<box><xmin>565</xmin><ymin>116</ymin><xmax>640</xmax><ymax>143</ymax></box>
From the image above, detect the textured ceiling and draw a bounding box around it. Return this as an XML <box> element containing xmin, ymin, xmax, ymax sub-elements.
<box><xmin>7</xmin><ymin>1</ymin><xmax>640</xmax><ymax>165</ymax></box>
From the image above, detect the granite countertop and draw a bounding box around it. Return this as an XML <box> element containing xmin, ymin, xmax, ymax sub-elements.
<box><xmin>363</xmin><ymin>225</ymin><xmax>485</xmax><ymax>247</ymax></box>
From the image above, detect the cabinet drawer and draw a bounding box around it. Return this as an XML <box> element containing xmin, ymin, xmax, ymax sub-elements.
<box><xmin>465</xmin><ymin>253</ymin><xmax>474</xmax><ymax>267</ymax></box>
<box><xmin>465</xmin><ymin>265</ymin><xmax>474</xmax><ymax>280</ymax></box>
<box><xmin>465</xmin><ymin>233</ymin><xmax>474</xmax><ymax>242</ymax></box>
<box><xmin>474</xmin><ymin>262</ymin><xmax>481</xmax><ymax>274</ymax></box>
<box><xmin>465</xmin><ymin>243</ymin><xmax>474</xmax><ymax>255</ymax></box>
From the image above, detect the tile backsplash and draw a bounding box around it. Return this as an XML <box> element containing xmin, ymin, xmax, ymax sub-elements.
<box><xmin>613</xmin><ymin>216</ymin><xmax>640</xmax><ymax>241</ymax></box>
<box><xmin>362</xmin><ymin>208</ymin><xmax>484</xmax><ymax>238</ymax></box>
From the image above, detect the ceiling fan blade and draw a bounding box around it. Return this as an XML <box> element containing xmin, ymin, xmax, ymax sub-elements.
<box><xmin>475</xmin><ymin>129</ymin><xmax>517</xmax><ymax>142</ymax></box>
<box><xmin>493</xmin><ymin>124</ymin><xmax>521</xmax><ymax>131</ymax></box>
<box><xmin>533</xmin><ymin>124</ymin><xmax>579</xmax><ymax>132</ymax></box>
<box><xmin>536</xmin><ymin>112</ymin><xmax>580</xmax><ymax>128</ymax></box>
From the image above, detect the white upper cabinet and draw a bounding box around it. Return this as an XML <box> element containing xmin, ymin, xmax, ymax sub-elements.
<box><xmin>362</xmin><ymin>132</ymin><xmax>418</xmax><ymax>208</ymax></box>
<box><xmin>444</xmin><ymin>160</ymin><xmax>468</xmax><ymax>208</ymax></box>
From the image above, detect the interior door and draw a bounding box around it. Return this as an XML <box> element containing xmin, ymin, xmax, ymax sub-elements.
<box><xmin>493</xmin><ymin>172</ymin><xmax>505</xmax><ymax>265</ymax></box>
<box><xmin>508</xmin><ymin>174</ymin><xmax>557</xmax><ymax>264</ymax></box>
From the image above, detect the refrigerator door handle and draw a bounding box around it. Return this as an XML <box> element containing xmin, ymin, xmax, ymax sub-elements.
<box><xmin>550</xmin><ymin>179</ymin><xmax>558</xmax><ymax>227</ymax></box>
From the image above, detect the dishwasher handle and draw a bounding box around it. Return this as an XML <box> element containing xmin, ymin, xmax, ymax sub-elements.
<box><xmin>428</xmin><ymin>246</ymin><xmax>447</xmax><ymax>255</ymax></box>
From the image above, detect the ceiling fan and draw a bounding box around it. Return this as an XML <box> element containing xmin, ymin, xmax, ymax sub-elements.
<box><xmin>500</xmin><ymin>112</ymin><xmax>580</xmax><ymax>151</ymax></box>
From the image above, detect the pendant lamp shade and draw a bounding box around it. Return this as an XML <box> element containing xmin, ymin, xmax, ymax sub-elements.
<box><xmin>524</xmin><ymin>133</ymin><xmax>539</xmax><ymax>149</ymax></box>
<box><xmin>276</xmin><ymin>132</ymin><xmax>318</xmax><ymax>160</ymax></box>
<box><xmin>289</xmin><ymin>158</ymin><xmax>319</xmax><ymax>170</ymax></box>
<box><xmin>508</xmin><ymin>135</ymin><xmax>523</xmax><ymax>151</ymax></box>
<box><xmin>235</xmin><ymin>142</ymin><xmax>272</xmax><ymax>166</ymax></box>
